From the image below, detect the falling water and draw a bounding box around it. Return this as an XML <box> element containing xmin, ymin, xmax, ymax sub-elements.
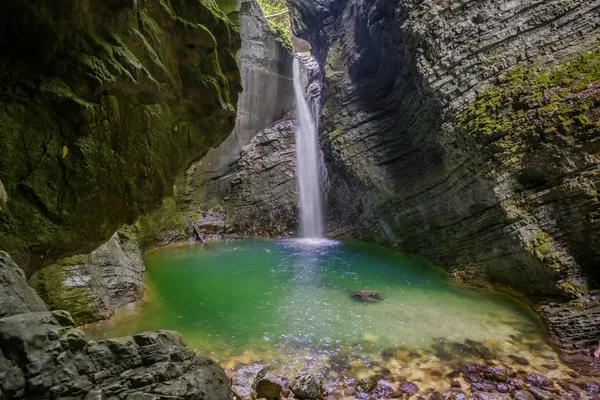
<box><xmin>293</xmin><ymin>57</ymin><xmax>324</xmax><ymax>238</ymax></box>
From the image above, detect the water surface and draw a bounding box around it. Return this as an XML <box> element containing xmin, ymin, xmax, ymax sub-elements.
<box><xmin>85</xmin><ymin>239</ymin><xmax>568</xmax><ymax>391</ymax></box>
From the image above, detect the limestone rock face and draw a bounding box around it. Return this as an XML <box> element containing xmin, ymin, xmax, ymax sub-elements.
<box><xmin>0</xmin><ymin>251</ymin><xmax>47</xmax><ymax>318</ymax></box>
<box><xmin>177</xmin><ymin>2</ymin><xmax>322</xmax><ymax>238</ymax></box>
<box><xmin>180</xmin><ymin>0</ymin><xmax>294</xmax><ymax>208</ymax></box>
<box><xmin>0</xmin><ymin>0</ymin><xmax>241</xmax><ymax>273</ymax></box>
<box><xmin>288</xmin><ymin>0</ymin><xmax>600</xmax><ymax>350</ymax></box>
<box><xmin>0</xmin><ymin>311</ymin><xmax>231</xmax><ymax>400</ymax></box>
<box><xmin>289</xmin><ymin>0</ymin><xmax>600</xmax><ymax>313</ymax></box>
<box><xmin>30</xmin><ymin>228</ymin><xmax>144</xmax><ymax>324</ymax></box>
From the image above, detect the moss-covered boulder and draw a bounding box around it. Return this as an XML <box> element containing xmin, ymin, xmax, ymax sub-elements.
<box><xmin>30</xmin><ymin>228</ymin><xmax>145</xmax><ymax>325</ymax></box>
<box><xmin>0</xmin><ymin>0</ymin><xmax>241</xmax><ymax>275</ymax></box>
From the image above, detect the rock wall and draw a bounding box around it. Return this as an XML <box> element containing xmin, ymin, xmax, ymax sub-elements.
<box><xmin>289</xmin><ymin>0</ymin><xmax>600</xmax><ymax>350</ymax></box>
<box><xmin>30</xmin><ymin>228</ymin><xmax>145</xmax><ymax>325</ymax></box>
<box><xmin>0</xmin><ymin>0</ymin><xmax>241</xmax><ymax>274</ymax></box>
<box><xmin>179</xmin><ymin>0</ymin><xmax>295</xmax><ymax>215</ymax></box>
<box><xmin>180</xmin><ymin>54</ymin><xmax>321</xmax><ymax>237</ymax></box>
<box><xmin>0</xmin><ymin>311</ymin><xmax>231</xmax><ymax>399</ymax></box>
<box><xmin>176</xmin><ymin>1</ymin><xmax>322</xmax><ymax>237</ymax></box>
<box><xmin>0</xmin><ymin>252</ymin><xmax>47</xmax><ymax>318</ymax></box>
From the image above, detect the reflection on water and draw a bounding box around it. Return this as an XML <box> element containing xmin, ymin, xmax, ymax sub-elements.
<box><xmin>84</xmin><ymin>239</ymin><xmax>582</xmax><ymax>395</ymax></box>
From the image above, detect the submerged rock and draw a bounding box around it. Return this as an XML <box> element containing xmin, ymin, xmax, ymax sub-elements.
<box><xmin>525</xmin><ymin>374</ymin><xmax>552</xmax><ymax>388</ymax></box>
<box><xmin>350</xmin><ymin>290</ymin><xmax>382</xmax><ymax>302</ymax></box>
<box><xmin>0</xmin><ymin>311</ymin><xmax>230</xmax><ymax>399</ymax></box>
<box><xmin>291</xmin><ymin>372</ymin><xmax>324</xmax><ymax>400</ymax></box>
<box><xmin>580</xmin><ymin>380</ymin><xmax>600</xmax><ymax>393</ymax></box>
<box><xmin>398</xmin><ymin>381</ymin><xmax>419</xmax><ymax>395</ymax></box>
<box><xmin>484</xmin><ymin>367</ymin><xmax>508</xmax><ymax>382</ymax></box>
<box><xmin>232</xmin><ymin>364</ymin><xmax>270</xmax><ymax>400</ymax></box>
<box><xmin>443</xmin><ymin>391</ymin><xmax>468</xmax><ymax>400</ymax></box>
<box><xmin>528</xmin><ymin>386</ymin><xmax>555</xmax><ymax>400</ymax></box>
<box><xmin>472</xmin><ymin>393</ymin><xmax>511</xmax><ymax>400</ymax></box>
<box><xmin>514</xmin><ymin>391</ymin><xmax>535</xmax><ymax>400</ymax></box>
<box><xmin>355</xmin><ymin>376</ymin><xmax>395</xmax><ymax>398</ymax></box>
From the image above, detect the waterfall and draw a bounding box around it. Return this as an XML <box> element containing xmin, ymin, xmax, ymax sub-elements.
<box><xmin>293</xmin><ymin>57</ymin><xmax>324</xmax><ymax>238</ymax></box>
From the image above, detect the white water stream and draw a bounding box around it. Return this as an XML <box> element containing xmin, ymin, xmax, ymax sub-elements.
<box><xmin>293</xmin><ymin>57</ymin><xmax>324</xmax><ymax>238</ymax></box>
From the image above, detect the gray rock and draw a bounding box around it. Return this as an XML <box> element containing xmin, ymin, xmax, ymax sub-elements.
<box><xmin>443</xmin><ymin>392</ymin><xmax>468</xmax><ymax>400</ymax></box>
<box><xmin>514</xmin><ymin>390</ymin><xmax>536</xmax><ymax>400</ymax></box>
<box><xmin>29</xmin><ymin>228</ymin><xmax>145</xmax><ymax>324</ymax></box>
<box><xmin>256</xmin><ymin>374</ymin><xmax>284</xmax><ymax>400</ymax></box>
<box><xmin>398</xmin><ymin>381</ymin><xmax>418</xmax><ymax>395</ymax></box>
<box><xmin>0</xmin><ymin>251</ymin><xmax>47</xmax><ymax>318</ymax></box>
<box><xmin>484</xmin><ymin>367</ymin><xmax>508</xmax><ymax>382</ymax></box>
<box><xmin>177</xmin><ymin>0</ymin><xmax>301</xmax><ymax>238</ymax></box>
<box><xmin>0</xmin><ymin>311</ymin><xmax>230</xmax><ymax>400</ymax></box>
<box><xmin>528</xmin><ymin>386</ymin><xmax>555</xmax><ymax>400</ymax></box>
<box><xmin>525</xmin><ymin>374</ymin><xmax>552</xmax><ymax>388</ymax></box>
<box><xmin>291</xmin><ymin>372</ymin><xmax>323</xmax><ymax>400</ymax></box>
<box><xmin>472</xmin><ymin>393</ymin><xmax>511</xmax><ymax>400</ymax></box>
<box><xmin>231</xmin><ymin>364</ymin><xmax>270</xmax><ymax>400</ymax></box>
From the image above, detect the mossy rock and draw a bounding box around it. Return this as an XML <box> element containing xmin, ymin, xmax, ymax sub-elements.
<box><xmin>0</xmin><ymin>0</ymin><xmax>242</xmax><ymax>275</ymax></box>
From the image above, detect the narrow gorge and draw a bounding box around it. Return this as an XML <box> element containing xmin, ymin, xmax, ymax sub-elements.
<box><xmin>0</xmin><ymin>0</ymin><xmax>599</xmax><ymax>399</ymax></box>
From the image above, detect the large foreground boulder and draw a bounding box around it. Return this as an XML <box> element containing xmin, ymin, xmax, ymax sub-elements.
<box><xmin>30</xmin><ymin>228</ymin><xmax>145</xmax><ymax>324</ymax></box>
<box><xmin>0</xmin><ymin>311</ymin><xmax>231</xmax><ymax>400</ymax></box>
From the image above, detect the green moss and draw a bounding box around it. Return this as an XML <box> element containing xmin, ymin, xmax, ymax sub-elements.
<box><xmin>0</xmin><ymin>0</ymin><xmax>241</xmax><ymax>273</ymax></box>
<box><xmin>30</xmin><ymin>264</ymin><xmax>99</xmax><ymax>325</ymax></box>
<box><xmin>133</xmin><ymin>197</ymin><xmax>186</xmax><ymax>250</ymax></box>
<box><xmin>458</xmin><ymin>48</ymin><xmax>600</xmax><ymax>142</ymax></box>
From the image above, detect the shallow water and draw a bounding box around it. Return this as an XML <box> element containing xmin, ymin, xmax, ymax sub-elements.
<box><xmin>85</xmin><ymin>239</ymin><xmax>578</xmax><ymax>394</ymax></box>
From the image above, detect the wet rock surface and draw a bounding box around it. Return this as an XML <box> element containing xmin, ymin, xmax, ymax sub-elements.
<box><xmin>232</xmin><ymin>364</ymin><xmax>270</xmax><ymax>400</ymax></box>
<box><xmin>29</xmin><ymin>228</ymin><xmax>144</xmax><ymax>324</ymax></box>
<box><xmin>256</xmin><ymin>374</ymin><xmax>285</xmax><ymax>400</ymax></box>
<box><xmin>177</xmin><ymin>0</ymin><xmax>301</xmax><ymax>238</ymax></box>
<box><xmin>0</xmin><ymin>311</ymin><xmax>230</xmax><ymax>400</ymax></box>
<box><xmin>291</xmin><ymin>372</ymin><xmax>324</xmax><ymax>399</ymax></box>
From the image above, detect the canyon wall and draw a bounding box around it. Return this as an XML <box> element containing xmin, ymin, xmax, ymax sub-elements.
<box><xmin>289</xmin><ymin>0</ymin><xmax>600</xmax><ymax>351</ymax></box>
<box><xmin>178</xmin><ymin>53</ymin><xmax>321</xmax><ymax>237</ymax></box>
<box><xmin>0</xmin><ymin>0</ymin><xmax>241</xmax><ymax>274</ymax></box>
<box><xmin>177</xmin><ymin>0</ymin><xmax>299</xmax><ymax>237</ymax></box>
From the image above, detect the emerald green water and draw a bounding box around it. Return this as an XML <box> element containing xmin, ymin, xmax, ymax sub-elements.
<box><xmin>85</xmin><ymin>238</ymin><xmax>559</xmax><ymax>382</ymax></box>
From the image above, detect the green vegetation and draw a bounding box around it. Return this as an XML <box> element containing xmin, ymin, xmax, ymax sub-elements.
<box><xmin>257</xmin><ymin>0</ymin><xmax>293</xmax><ymax>52</ymax></box>
<box><xmin>30</xmin><ymin>262</ymin><xmax>99</xmax><ymax>325</ymax></box>
<box><xmin>458</xmin><ymin>48</ymin><xmax>600</xmax><ymax>139</ymax></box>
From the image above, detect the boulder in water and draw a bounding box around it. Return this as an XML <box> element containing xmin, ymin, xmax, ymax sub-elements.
<box><xmin>350</xmin><ymin>290</ymin><xmax>381</xmax><ymax>302</ymax></box>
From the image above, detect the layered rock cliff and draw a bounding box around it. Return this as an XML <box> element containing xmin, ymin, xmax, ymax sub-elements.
<box><xmin>289</xmin><ymin>0</ymin><xmax>600</xmax><ymax>350</ymax></box>
<box><xmin>0</xmin><ymin>0</ymin><xmax>241</xmax><ymax>274</ymax></box>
